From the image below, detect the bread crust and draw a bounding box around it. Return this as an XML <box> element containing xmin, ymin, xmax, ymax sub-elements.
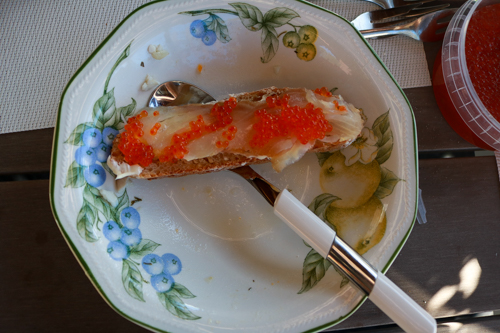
<box><xmin>109</xmin><ymin>87</ymin><xmax>360</xmax><ymax>179</ymax></box>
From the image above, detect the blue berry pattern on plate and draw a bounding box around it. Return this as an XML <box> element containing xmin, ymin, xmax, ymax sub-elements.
<box><xmin>142</xmin><ymin>254</ymin><xmax>164</xmax><ymax>275</ymax></box>
<box><xmin>190</xmin><ymin>19</ymin><xmax>207</xmax><ymax>38</ymax></box>
<box><xmin>162</xmin><ymin>253</ymin><xmax>182</xmax><ymax>275</ymax></box>
<box><xmin>63</xmin><ymin>43</ymin><xmax>200</xmax><ymax>320</ymax></box>
<box><xmin>202</xmin><ymin>30</ymin><xmax>217</xmax><ymax>46</ymax></box>
<box><xmin>75</xmin><ymin>146</ymin><xmax>97</xmax><ymax>167</ymax></box>
<box><xmin>180</xmin><ymin>3</ymin><xmax>319</xmax><ymax>63</ymax></box>
<box><xmin>96</xmin><ymin>143</ymin><xmax>111</xmax><ymax>163</ymax></box>
<box><xmin>121</xmin><ymin>206</ymin><xmax>141</xmax><ymax>229</ymax></box>
<box><xmin>84</xmin><ymin>164</ymin><xmax>106</xmax><ymax>188</ymax></box>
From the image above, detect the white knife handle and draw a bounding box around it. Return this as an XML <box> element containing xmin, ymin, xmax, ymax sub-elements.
<box><xmin>329</xmin><ymin>237</ymin><xmax>436</xmax><ymax>333</ymax></box>
<box><xmin>371</xmin><ymin>273</ymin><xmax>436</xmax><ymax>333</ymax></box>
<box><xmin>274</xmin><ymin>189</ymin><xmax>336</xmax><ymax>258</ymax></box>
<box><xmin>274</xmin><ymin>190</ymin><xmax>436</xmax><ymax>333</ymax></box>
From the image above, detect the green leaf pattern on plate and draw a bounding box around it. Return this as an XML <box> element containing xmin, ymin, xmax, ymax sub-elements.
<box><xmin>179</xmin><ymin>2</ymin><xmax>318</xmax><ymax>63</ymax></box>
<box><xmin>92</xmin><ymin>89</ymin><xmax>115</xmax><ymax>126</ymax></box>
<box><xmin>308</xmin><ymin>193</ymin><xmax>340</xmax><ymax>224</ymax></box>
<box><xmin>64</xmin><ymin>42</ymin><xmax>201</xmax><ymax>320</ymax></box>
<box><xmin>230</xmin><ymin>3</ymin><xmax>264</xmax><ymax>31</ymax></box>
<box><xmin>65</xmin><ymin>160</ymin><xmax>86</xmax><ymax>188</ymax></box>
<box><xmin>260</xmin><ymin>25</ymin><xmax>279</xmax><ymax>63</ymax></box>
<box><xmin>129</xmin><ymin>240</ymin><xmax>161</xmax><ymax>259</ymax></box>
<box><xmin>263</xmin><ymin>7</ymin><xmax>299</xmax><ymax>27</ymax></box>
<box><xmin>375</xmin><ymin>166</ymin><xmax>403</xmax><ymax>199</ymax></box>
<box><xmin>158</xmin><ymin>291</ymin><xmax>202</xmax><ymax>320</ymax></box>
<box><xmin>77</xmin><ymin>200</ymin><xmax>99</xmax><ymax>242</ymax></box>
<box><xmin>123</xmin><ymin>258</ymin><xmax>146</xmax><ymax>302</ymax></box>
<box><xmin>206</xmin><ymin>14</ymin><xmax>232</xmax><ymax>43</ymax></box>
<box><xmin>373</xmin><ymin>111</ymin><xmax>394</xmax><ymax>165</ymax></box>
<box><xmin>64</xmin><ymin>122</ymin><xmax>95</xmax><ymax>146</ymax></box>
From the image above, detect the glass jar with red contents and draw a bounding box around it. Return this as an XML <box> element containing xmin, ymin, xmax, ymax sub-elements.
<box><xmin>432</xmin><ymin>0</ymin><xmax>500</xmax><ymax>150</ymax></box>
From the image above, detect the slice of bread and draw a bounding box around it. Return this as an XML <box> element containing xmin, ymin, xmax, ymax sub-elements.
<box><xmin>109</xmin><ymin>87</ymin><xmax>363</xmax><ymax>179</ymax></box>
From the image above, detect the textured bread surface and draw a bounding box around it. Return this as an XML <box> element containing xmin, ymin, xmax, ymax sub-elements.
<box><xmin>110</xmin><ymin>135</ymin><xmax>353</xmax><ymax>179</ymax></box>
<box><xmin>109</xmin><ymin>87</ymin><xmax>360</xmax><ymax>179</ymax></box>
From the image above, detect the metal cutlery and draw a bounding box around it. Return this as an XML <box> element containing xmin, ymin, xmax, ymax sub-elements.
<box><xmin>148</xmin><ymin>80</ymin><xmax>214</xmax><ymax>107</ymax></box>
<box><xmin>362</xmin><ymin>0</ymin><xmax>433</xmax><ymax>9</ymax></box>
<box><xmin>233</xmin><ymin>166</ymin><xmax>437</xmax><ymax>333</ymax></box>
<box><xmin>351</xmin><ymin>2</ymin><xmax>450</xmax><ymax>31</ymax></box>
<box><xmin>361</xmin><ymin>8</ymin><xmax>456</xmax><ymax>41</ymax></box>
<box><xmin>149</xmin><ymin>81</ymin><xmax>437</xmax><ymax>333</ymax></box>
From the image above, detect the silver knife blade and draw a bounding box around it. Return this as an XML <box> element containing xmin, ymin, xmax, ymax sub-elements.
<box><xmin>230</xmin><ymin>166</ymin><xmax>280</xmax><ymax>206</ymax></box>
<box><xmin>351</xmin><ymin>2</ymin><xmax>424</xmax><ymax>30</ymax></box>
<box><xmin>351</xmin><ymin>2</ymin><xmax>448</xmax><ymax>31</ymax></box>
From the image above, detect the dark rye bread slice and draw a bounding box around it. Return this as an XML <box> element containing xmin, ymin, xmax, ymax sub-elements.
<box><xmin>110</xmin><ymin>141</ymin><xmax>268</xmax><ymax>179</ymax></box>
<box><xmin>109</xmin><ymin>87</ymin><xmax>362</xmax><ymax>179</ymax></box>
<box><xmin>109</xmin><ymin>136</ymin><xmax>352</xmax><ymax>179</ymax></box>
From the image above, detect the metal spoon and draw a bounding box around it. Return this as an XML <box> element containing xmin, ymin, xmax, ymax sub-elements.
<box><xmin>147</xmin><ymin>81</ymin><xmax>436</xmax><ymax>333</ymax></box>
<box><xmin>148</xmin><ymin>80</ymin><xmax>215</xmax><ymax>107</ymax></box>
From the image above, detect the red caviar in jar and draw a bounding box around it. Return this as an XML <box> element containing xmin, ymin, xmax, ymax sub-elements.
<box><xmin>250</xmin><ymin>93</ymin><xmax>333</xmax><ymax>147</ymax></box>
<box><xmin>465</xmin><ymin>4</ymin><xmax>500</xmax><ymax>122</ymax></box>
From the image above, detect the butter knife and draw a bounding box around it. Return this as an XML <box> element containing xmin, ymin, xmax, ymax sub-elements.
<box><xmin>231</xmin><ymin>166</ymin><xmax>437</xmax><ymax>333</ymax></box>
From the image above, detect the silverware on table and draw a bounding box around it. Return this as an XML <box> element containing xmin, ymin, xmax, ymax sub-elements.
<box><xmin>351</xmin><ymin>2</ymin><xmax>450</xmax><ymax>31</ymax></box>
<box><xmin>361</xmin><ymin>0</ymin><xmax>433</xmax><ymax>9</ymax></box>
<box><xmin>361</xmin><ymin>8</ymin><xmax>456</xmax><ymax>42</ymax></box>
<box><xmin>148</xmin><ymin>81</ymin><xmax>437</xmax><ymax>333</ymax></box>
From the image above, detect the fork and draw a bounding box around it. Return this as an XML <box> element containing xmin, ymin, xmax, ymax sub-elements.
<box><xmin>351</xmin><ymin>2</ymin><xmax>450</xmax><ymax>31</ymax></box>
<box><xmin>362</xmin><ymin>0</ymin><xmax>433</xmax><ymax>9</ymax></box>
<box><xmin>360</xmin><ymin>8</ymin><xmax>456</xmax><ymax>41</ymax></box>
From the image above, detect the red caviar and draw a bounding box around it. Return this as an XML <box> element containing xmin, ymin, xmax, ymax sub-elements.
<box><xmin>465</xmin><ymin>4</ymin><xmax>500</xmax><ymax>122</ymax></box>
<box><xmin>149</xmin><ymin>123</ymin><xmax>161</xmax><ymax>136</ymax></box>
<box><xmin>117</xmin><ymin>110</ymin><xmax>154</xmax><ymax>167</ymax></box>
<box><xmin>314</xmin><ymin>87</ymin><xmax>333</xmax><ymax>97</ymax></box>
<box><xmin>333</xmin><ymin>100</ymin><xmax>346</xmax><ymax>111</ymax></box>
<box><xmin>250</xmin><ymin>93</ymin><xmax>333</xmax><ymax>147</ymax></box>
<box><xmin>216</xmin><ymin>140</ymin><xmax>229</xmax><ymax>148</ymax></box>
<box><xmin>158</xmin><ymin>97</ymin><xmax>238</xmax><ymax>162</ymax></box>
<box><xmin>153</xmin><ymin>110</ymin><xmax>160</xmax><ymax>116</ymax></box>
<box><xmin>117</xmin><ymin>89</ymin><xmax>336</xmax><ymax>167</ymax></box>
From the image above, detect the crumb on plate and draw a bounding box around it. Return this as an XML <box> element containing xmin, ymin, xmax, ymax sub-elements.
<box><xmin>148</xmin><ymin>44</ymin><xmax>169</xmax><ymax>60</ymax></box>
<box><xmin>141</xmin><ymin>74</ymin><xmax>159</xmax><ymax>91</ymax></box>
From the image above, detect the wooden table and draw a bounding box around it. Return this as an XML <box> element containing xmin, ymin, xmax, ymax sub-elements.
<box><xmin>1</xmin><ymin>17</ymin><xmax>499</xmax><ymax>333</ymax></box>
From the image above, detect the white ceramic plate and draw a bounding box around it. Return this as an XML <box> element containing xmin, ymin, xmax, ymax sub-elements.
<box><xmin>50</xmin><ymin>0</ymin><xmax>418</xmax><ymax>332</ymax></box>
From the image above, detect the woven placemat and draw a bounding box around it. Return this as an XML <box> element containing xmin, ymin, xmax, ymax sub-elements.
<box><xmin>0</xmin><ymin>0</ymin><xmax>431</xmax><ymax>134</ymax></box>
